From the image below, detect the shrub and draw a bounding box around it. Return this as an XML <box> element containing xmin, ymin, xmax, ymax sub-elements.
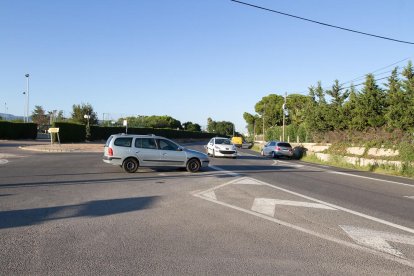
<box><xmin>0</xmin><ymin>121</ymin><xmax>37</xmax><ymax>139</ymax></box>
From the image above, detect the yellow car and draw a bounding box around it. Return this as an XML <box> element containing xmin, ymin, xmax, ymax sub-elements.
<box><xmin>231</xmin><ymin>136</ymin><xmax>243</xmax><ymax>147</ymax></box>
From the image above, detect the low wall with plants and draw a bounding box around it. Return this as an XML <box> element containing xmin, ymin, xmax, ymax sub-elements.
<box><xmin>0</xmin><ymin>121</ymin><xmax>37</xmax><ymax>140</ymax></box>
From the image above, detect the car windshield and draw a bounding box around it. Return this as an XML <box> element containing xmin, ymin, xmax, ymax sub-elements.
<box><xmin>216</xmin><ymin>138</ymin><xmax>231</xmax><ymax>145</ymax></box>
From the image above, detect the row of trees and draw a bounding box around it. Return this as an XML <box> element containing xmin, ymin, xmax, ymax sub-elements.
<box><xmin>244</xmin><ymin>61</ymin><xmax>414</xmax><ymax>141</ymax></box>
<box><xmin>207</xmin><ymin>117</ymin><xmax>239</xmax><ymax>137</ymax></box>
<box><xmin>29</xmin><ymin>104</ymin><xmax>203</xmax><ymax>132</ymax></box>
<box><xmin>116</xmin><ymin>115</ymin><xmax>201</xmax><ymax>131</ymax></box>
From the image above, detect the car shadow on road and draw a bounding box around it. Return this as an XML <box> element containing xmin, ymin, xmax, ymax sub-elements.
<box><xmin>0</xmin><ymin>196</ymin><xmax>160</xmax><ymax>229</ymax></box>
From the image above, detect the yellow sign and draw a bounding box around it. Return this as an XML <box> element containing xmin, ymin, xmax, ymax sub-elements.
<box><xmin>48</xmin><ymin>128</ymin><xmax>60</xmax><ymax>133</ymax></box>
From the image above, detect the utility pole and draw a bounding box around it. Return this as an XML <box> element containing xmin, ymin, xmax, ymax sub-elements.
<box><xmin>25</xmin><ymin>74</ymin><xmax>30</xmax><ymax>122</ymax></box>
<box><xmin>262</xmin><ymin>102</ymin><xmax>266</xmax><ymax>142</ymax></box>
<box><xmin>282</xmin><ymin>92</ymin><xmax>287</xmax><ymax>141</ymax></box>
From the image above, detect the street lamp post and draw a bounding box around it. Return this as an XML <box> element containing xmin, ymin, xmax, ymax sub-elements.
<box><xmin>22</xmin><ymin>92</ymin><xmax>26</xmax><ymax>122</ymax></box>
<box><xmin>25</xmin><ymin>74</ymin><xmax>30</xmax><ymax>122</ymax></box>
<box><xmin>84</xmin><ymin>114</ymin><xmax>91</xmax><ymax>140</ymax></box>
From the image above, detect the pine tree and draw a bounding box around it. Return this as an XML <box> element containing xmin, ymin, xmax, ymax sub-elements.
<box><xmin>384</xmin><ymin>68</ymin><xmax>405</xmax><ymax>129</ymax></box>
<box><xmin>401</xmin><ymin>61</ymin><xmax>414</xmax><ymax>130</ymax></box>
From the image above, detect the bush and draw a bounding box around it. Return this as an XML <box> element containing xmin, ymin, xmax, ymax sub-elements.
<box><xmin>266</xmin><ymin>125</ymin><xmax>310</xmax><ymax>143</ymax></box>
<box><xmin>0</xmin><ymin>121</ymin><xmax>37</xmax><ymax>139</ymax></box>
<box><xmin>53</xmin><ymin>122</ymin><xmax>86</xmax><ymax>143</ymax></box>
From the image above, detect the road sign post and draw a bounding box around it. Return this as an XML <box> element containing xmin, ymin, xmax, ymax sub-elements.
<box><xmin>47</xmin><ymin>128</ymin><xmax>60</xmax><ymax>145</ymax></box>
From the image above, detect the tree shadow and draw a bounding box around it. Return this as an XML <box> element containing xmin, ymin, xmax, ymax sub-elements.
<box><xmin>0</xmin><ymin>196</ymin><xmax>160</xmax><ymax>229</ymax></box>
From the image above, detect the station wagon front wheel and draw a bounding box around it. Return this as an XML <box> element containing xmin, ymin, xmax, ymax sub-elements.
<box><xmin>123</xmin><ymin>158</ymin><xmax>139</xmax><ymax>173</ymax></box>
<box><xmin>186</xmin><ymin>159</ymin><xmax>201</xmax><ymax>173</ymax></box>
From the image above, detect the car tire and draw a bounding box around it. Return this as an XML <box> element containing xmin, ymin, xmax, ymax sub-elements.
<box><xmin>272</xmin><ymin>151</ymin><xmax>277</xmax><ymax>159</ymax></box>
<box><xmin>123</xmin><ymin>158</ymin><xmax>139</xmax><ymax>173</ymax></box>
<box><xmin>213</xmin><ymin>150</ymin><xmax>216</xmax><ymax>158</ymax></box>
<box><xmin>186</xmin><ymin>158</ymin><xmax>201</xmax><ymax>173</ymax></box>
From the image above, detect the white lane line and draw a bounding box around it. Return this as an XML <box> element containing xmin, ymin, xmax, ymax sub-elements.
<box><xmin>209</xmin><ymin>165</ymin><xmax>240</xmax><ymax>177</ymax></box>
<box><xmin>272</xmin><ymin>160</ymin><xmax>304</xmax><ymax>168</ymax></box>
<box><xmin>404</xmin><ymin>196</ymin><xmax>414</xmax><ymax>199</ymax></box>
<box><xmin>341</xmin><ymin>225</ymin><xmax>414</xmax><ymax>258</ymax></box>
<box><xmin>232</xmin><ymin>178</ymin><xmax>264</xmax><ymax>185</ymax></box>
<box><xmin>0</xmin><ymin>159</ymin><xmax>8</xmax><ymax>165</ymax></box>
<box><xmin>328</xmin><ymin>170</ymin><xmax>414</xmax><ymax>188</ymax></box>
<box><xmin>194</xmin><ymin>188</ymin><xmax>414</xmax><ymax>268</ymax></box>
<box><xmin>237</xmin><ymin>152</ymin><xmax>258</xmax><ymax>157</ymax></box>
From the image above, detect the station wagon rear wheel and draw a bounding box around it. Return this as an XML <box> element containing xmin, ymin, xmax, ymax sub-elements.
<box><xmin>186</xmin><ymin>159</ymin><xmax>201</xmax><ymax>173</ymax></box>
<box><xmin>123</xmin><ymin>158</ymin><xmax>139</xmax><ymax>173</ymax></box>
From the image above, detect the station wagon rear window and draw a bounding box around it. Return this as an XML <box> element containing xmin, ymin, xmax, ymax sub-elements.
<box><xmin>114</xmin><ymin>137</ymin><xmax>133</xmax><ymax>147</ymax></box>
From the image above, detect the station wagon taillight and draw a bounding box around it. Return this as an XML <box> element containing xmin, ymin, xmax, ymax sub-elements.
<box><xmin>108</xmin><ymin>147</ymin><xmax>113</xmax><ymax>156</ymax></box>
<box><xmin>275</xmin><ymin>146</ymin><xmax>281</xmax><ymax>151</ymax></box>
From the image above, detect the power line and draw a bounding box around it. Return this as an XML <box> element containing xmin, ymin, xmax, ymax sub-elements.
<box><xmin>340</xmin><ymin>57</ymin><xmax>410</xmax><ymax>86</ymax></box>
<box><xmin>230</xmin><ymin>0</ymin><xmax>414</xmax><ymax>45</ymax></box>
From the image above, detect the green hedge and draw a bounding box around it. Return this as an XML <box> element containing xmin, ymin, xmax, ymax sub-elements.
<box><xmin>49</xmin><ymin>123</ymin><xmax>217</xmax><ymax>142</ymax></box>
<box><xmin>53</xmin><ymin>122</ymin><xmax>86</xmax><ymax>143</ymax></box>
<box><xmin>0</xmin><ymin>121</ymin><xmax>37</xmax><ymax>139</ymax></box>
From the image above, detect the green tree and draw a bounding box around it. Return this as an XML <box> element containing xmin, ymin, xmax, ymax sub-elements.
<box><xmin>243</xmin><ymin>112</ymin><xmax>261</xmax><ymax>137</ymax></box>
<box><xmin>401</xmin><ymin>61</ymin><xmax>414</xmax><ymax>130</ymax></box>
<box><xmin>71</xmin><ymin>103</ymin><xmax>98</xmax><ymax>125</ymax></box>
<box><xmin>384</xmin><ymin>68</ymin><xmax>405</xmax><ymax>129</ymax></box>
<box><xmin>304</xmin><ymin>82</ymin><xmax>332</xmax><ymax>132</ymax></box>
<box><xmin>182</xmin><ymin>121</ymin><xmax>201</xmax><ymax>132</ymax></box>
<box><xmin>286</xmin><ymin>94</ymin><xmax>310</xmax><ymax>126</ymax></box>
<box><xmin>254</xmin><ymin>94</ymin><xmax>285</xmax><ymax>129</ymax></box>
<box><xmin>31</xmin><ymin>105</ymin><xmax>49</xmax><ymax>128</ymax></box>
<box><xmin>207</xmin><ymin>118</ymin><xmax>233</xmax><ymax>136</ymax></box>
<box><xmin>358</xmin><ymin>74</ymin><xmax>386</xmax><ymax>129</ymax></box>
<box><xmin>325</xmin><ymin>80</ymin><xmax>349</xmax><ymax>130</ymax></box>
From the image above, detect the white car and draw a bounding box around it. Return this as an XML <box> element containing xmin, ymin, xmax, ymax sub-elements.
<box><xmin>205</xmin><ymin>137</ymin><xmax>237</xmax><ymax>158</ymax></box>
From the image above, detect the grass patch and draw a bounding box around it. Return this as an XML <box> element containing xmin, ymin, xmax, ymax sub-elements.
<box><xmin>302</xmin><ymin>153</ymin><xmax>414</xmax><ymax>178</ymax></box>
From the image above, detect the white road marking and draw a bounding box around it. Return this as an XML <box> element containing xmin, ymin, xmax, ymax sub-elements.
<box><xmin>193</xmin><ymin>185</ymin><xmax>414</xmax><ymax>268</ymax></box>
<box><xmin>404</xmin><ymin>196</ymin><xmax>414</xmax><ymax>199</ymax></box>
<box><xmin>252</xmin><ymin>198</ymin><xmax>336</xmax><ymax>216</ymax></box>
<box><xmin>341</xmin><ymin>225</ymin><xmax>414</xmax><ymax>258</ymax></box>
<box><xmin>0</xmin><ymin>159</ymin><xmax>8</xmax><ymax>165</ymax></box>
<box><xmin>200</xmin><ymin>191</ymin><xmax>217</xmax><ymax>200</ymax></box>
<box><xmin>209</xmin><ymin>165</ymin><xmax>240</xmax><ymax>177</ymax></box>
<box><xmin>232</xmin><ymin>178</ymin><xmax>263</xmax><ymax>185</ymax></box>
<box><xmin>272</xmin><ymin>160</ymin><xmax>304</xmax><ymax>168</ymax></box>
<box><xmin>251</xmin><ymin>198</ymin><xmax>277</xmax><ymax>216</ymax></box>
<box><xmin>328</xmin><ymin>170</ymin><xmax>414</xmax><ymax>188</ymax></box>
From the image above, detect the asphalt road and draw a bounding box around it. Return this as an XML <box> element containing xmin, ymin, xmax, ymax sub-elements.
<box><xmin>1</xmin><ymin>140</ymin><xmax>414</xmax><ymax>275</ymax></box>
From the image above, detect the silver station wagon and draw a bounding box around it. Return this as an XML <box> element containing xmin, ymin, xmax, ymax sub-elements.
<box><xmin>103</xmin><ymin>134</ymin><xmax>209</xmax><ymax>173</ymax></box>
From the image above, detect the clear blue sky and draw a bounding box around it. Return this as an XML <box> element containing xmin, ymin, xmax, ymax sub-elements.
<box><xmin>1</xmin><ymin>0</ymin><xmax>413</xmax><ymax>132</ymax></box>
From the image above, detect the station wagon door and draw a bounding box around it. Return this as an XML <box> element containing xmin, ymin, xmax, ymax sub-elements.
<box><xmin>157</xmin><ymin>139</ymin><xmax>186</xmax><ymax>166</ymax></box>
<box><xmin>134</xmin><ymin>137</ymin><xmax>160</xmax><ymax>166</ymax></box>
